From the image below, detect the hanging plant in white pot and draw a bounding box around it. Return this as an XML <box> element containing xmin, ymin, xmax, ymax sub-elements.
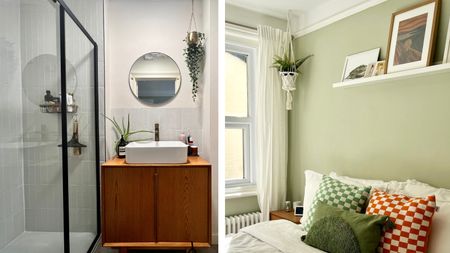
<box><xmin>183</xmin><ymin>0</ymin><xmax>205</xmax><ymax>102</ymax></box>
<box><xmin>273</xmin><ymin>12</ymin><xmax>312</xmax><ymax>110</ymax></box>
<box><xmin>273</xmin><ymin>53</ymin><xmax>312</xmax><ymax>110</ymax></box>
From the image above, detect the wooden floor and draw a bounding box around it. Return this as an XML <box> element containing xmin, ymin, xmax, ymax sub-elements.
<box><xmin>95</xmin><ymin>245</ymin><xmax>218</xmax><ymax>253</ymax></box>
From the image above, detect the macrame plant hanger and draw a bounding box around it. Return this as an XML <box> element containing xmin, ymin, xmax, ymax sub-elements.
<box><xmin>279</xmin><ymin>11</ymin><xmax>298</xmax><ymax>110</ymax></box>
<box><xmin>187</xmin><ymin>0</ymin><xmax>199</xmax><ymax>45</ymax></box>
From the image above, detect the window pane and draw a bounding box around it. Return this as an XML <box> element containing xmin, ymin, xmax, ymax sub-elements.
<box><xmin>225</xmin><ymin>128</ymin><xmax>244</xmax><ymax>180</ymax></box>
<box><xmin>225</xmin><ymin>51</ymin><xmax>248</xmax><ymax>117</ymax></box>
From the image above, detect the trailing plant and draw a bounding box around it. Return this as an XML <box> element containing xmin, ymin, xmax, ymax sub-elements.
<box><xmin>273</xmin><ymin>54</ymin><xmax>313</xmax><ymax>73</ymax></box>
<box><xmin>183</xmin><ymin>32</ymin><xmax>205</xmax><ymax>102</ymax></box>
<box><xmin>104</xmin><ymin>114</ymin><xmax>154</xmax><ymax>148</ymax></box>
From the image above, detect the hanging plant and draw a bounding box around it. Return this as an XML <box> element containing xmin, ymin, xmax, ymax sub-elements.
<box><xmin>183</xmin><ymin>0</ymin><xmax>206</xmax><ymax>102</ymax></box>
<box><xmin>272</xmin><ymin>53</ymin><xmax>313</xmax><ymax>73</ymax></box>
<box><xmin>272</xmin><ymin>11</ymin><xmax>313</xmax><ymax>110</ymax></box>
<box><xmin>183</xmin><ymin>32</ymin><xmax>205</xmax><ymax>102</ymax></box>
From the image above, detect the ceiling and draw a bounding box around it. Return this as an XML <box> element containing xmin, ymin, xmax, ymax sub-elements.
<box><xmin>226</xmin><ymin>0</ymin><xmax>385</xmax><ymax>36</ymax></box>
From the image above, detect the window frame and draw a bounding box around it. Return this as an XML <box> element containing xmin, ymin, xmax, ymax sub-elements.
<box><xmin>225</xmin><ymin>42</ymin><xmax>257</xmax><ymax>191</ymax></box>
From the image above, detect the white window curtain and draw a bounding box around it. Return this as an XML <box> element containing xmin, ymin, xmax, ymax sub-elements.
<box><xmin>255</xmin><ymin>25</ymin><xmax>289</xmax><ymax>221</ymax></box>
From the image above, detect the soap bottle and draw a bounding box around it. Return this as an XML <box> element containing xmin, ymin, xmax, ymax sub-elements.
<box><xmin>117</xmin><ymin>135</ymin><xmax>128</xmax><ymax>158</ymax></box>
<box><xmin>187</xmin><ymin>134</ymin><xmax>194</xmax><ymax>156</ymax></box>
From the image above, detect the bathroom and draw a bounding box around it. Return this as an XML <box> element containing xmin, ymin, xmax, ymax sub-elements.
<box><xmin>0</xmin><ymin>0</ymin><xmax>218</xmax><ymax>252</ymax></box>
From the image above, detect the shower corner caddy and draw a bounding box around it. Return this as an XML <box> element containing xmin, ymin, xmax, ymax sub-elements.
<box><xmin>39</xmin><ymin>104</ymin><xmax>78</xmax><ymax>113</ymax></box>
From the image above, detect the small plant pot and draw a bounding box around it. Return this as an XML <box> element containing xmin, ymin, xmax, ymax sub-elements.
<box><xmin>279</xmin><ymin>71</ymin><xmax>299</xmax><ymax>110</ymax></box>
<box><xmin>187</xmin><ymin>31</ymin><xmax>200</xmax><ymax>45</ymax></box>
<box><xmin>279</xmin><ymin>71</ymin><xmax>298</xmax><ymax>91</ymax></box>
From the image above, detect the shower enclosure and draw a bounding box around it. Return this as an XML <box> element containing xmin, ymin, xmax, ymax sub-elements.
<box><xmin>0</xmin><ymin>0</ymin><xmax>101</xmax><ymax>252</ymax></box>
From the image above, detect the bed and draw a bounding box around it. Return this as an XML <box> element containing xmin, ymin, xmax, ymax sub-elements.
<box><xmin>225</xmin><ymin>171</ymin><xmax>450</xmax><ymax>253</ymax></box>
<box><xmin>225</xmin><ymin>220</ymin><xmax>323</xmax><ymax>253</ymax></box>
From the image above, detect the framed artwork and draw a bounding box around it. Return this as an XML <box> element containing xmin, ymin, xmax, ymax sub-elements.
<box><xmin>385</xmin><ymin>0</ymin><xmax>440</xmax><ymax>74</ymax></box>
<box><xmin>373</xmin><ymin>60</ymin><xmax>386</xmax><ymax>76</ymax></box>
<box><xmin>443</xmin><ymin>18</ymin><xmax>450</xmax><ymax>63</ymax></box>
<box><xmin>341</xmin><ymin>48</ymin><xmax>380</xmax><ymax>81</ymax></box>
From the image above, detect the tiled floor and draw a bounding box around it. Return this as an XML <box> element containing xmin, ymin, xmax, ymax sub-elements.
<box><xmin>0</xmin><ymin>232</ymin><xmax>95</xmax><ymax>253</ymax></box>
<box><xmin>96</xmin><ymin>245</ymin><xmax>218</xmax><ymax>253</ymax></box>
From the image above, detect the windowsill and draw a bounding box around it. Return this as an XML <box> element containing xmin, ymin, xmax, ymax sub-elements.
<box><xmin>225</xmin><ymin>184</ymin><xmax>257</xmax><ymax>199</ymax></box>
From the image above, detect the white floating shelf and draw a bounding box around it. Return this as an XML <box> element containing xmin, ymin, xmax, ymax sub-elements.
<box><xmin>333</xmin><ymin>63</ymin><xmax>450</xmax><ymax>88</ymax></box>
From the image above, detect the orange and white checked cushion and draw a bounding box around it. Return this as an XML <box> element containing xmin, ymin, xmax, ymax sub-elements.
<box><xmin>366</xmin><ymin>191</ymin><xmax>436</xmax><ymax>253</ymax></box>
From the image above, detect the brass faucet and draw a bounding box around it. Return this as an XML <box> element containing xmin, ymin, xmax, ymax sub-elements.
<box><xmin>154</xmin><ymin>123</ymin><xmax>159</xmax><ymax>141</ymax></box>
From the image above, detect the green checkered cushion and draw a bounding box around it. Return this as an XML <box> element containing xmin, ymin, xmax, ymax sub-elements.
<box><xmin>303</xmin><ymin>176</ymin><xmax>371</xmax><ymax>231</ymax></box>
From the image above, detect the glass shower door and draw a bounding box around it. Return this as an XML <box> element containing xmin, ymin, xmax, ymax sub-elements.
<box><xmin>62</xmin><ymin>6</ymin><xmax>100</xmax><ymax>253</ymax></box>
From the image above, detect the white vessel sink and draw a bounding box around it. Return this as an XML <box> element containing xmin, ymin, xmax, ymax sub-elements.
<box><xmin>125</xmin><ymin>141</ymin><xmax>188</xmax><ymax>164</ymax></box>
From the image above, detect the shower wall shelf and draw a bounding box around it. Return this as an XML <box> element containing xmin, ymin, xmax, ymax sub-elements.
<box><xmin>39</xmin><ymin>104</ymin><xmax>78</xmax><ymax>113</ymax></box>
<box><xmin>332</xmin><ymin>63</ymin><xmax>450</xmax><ymax>88</ymax></box>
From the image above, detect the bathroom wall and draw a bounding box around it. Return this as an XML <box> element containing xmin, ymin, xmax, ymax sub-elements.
<box><xmin>288</xmin><ymin>0</ymin><xmax>450</xmax><ymax>202</ymax></box>
<box><xmin>105</xmin><ymin>0</ymin><xmax>204</xmax><ymax>158</ymax></box>
<box><xmin>0</xmin><ymin>0</ymin><xmax>25</xmax><ymax>248</ymax></box>
<box><xmin>19</xmin><ymin>0</ymin><xmax>105</xmax><ymax>233</ymax></box>
<box><xmin>201</xmin><ymin>0</ymin><xmax>219</xmax><ymax>244</ymax></box>
<box><xmin>105</xmin><ymin>0</ymin><xmax>218</xmax><ymax>243</ymax></box>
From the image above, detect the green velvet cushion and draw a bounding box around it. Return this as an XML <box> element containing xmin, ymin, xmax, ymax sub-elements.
<box><xmin>303</xmin><ymin>216</ymin><xmax>361</xmax><ymax>253</ymax></box>
<box><xmin>302</xmin><ymin>202</ymin><xmax>392</xmax><ymax>253</ymax></box>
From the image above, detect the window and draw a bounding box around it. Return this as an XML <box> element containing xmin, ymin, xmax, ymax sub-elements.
<box><xmin>225</xmin><ymin>43</ymin><xmax>256</xmax><ymax>193</ymax></box>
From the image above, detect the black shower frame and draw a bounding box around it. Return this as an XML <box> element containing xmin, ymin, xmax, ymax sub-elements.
<box><xmin>55</xmin><ymin>0</ymin><xmax>101</xmax><ymax>252</ymax></box>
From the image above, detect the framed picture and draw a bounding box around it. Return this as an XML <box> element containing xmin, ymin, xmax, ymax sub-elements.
<box><xmin>373</xmin><ymin>60</ymin><xmax>386</xmax><ymax>76</ymax></box>
<box><xmin>341</xmin><ymin>48</ymin><xmax>380</xmax><ymax>81</ymax></box>
<box><xmin>385</xmin><ymin>0</ymin><xmax>440</xmax><ymax>74</ymax></box>
<box><xmin>443</xmin><ymin>18</ymin><xmax>450</xmax><ymax>64</ymax></box>
<box><xmin>364</xmin><ymin>63</ymin><xmax>376</xmax><ymax>77</ymax></box>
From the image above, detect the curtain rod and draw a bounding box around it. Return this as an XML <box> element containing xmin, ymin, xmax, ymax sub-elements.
<box><xmin>225</xmin><ymin>21</ymin><xmax>257</xmax><ymax>31</ymax></box>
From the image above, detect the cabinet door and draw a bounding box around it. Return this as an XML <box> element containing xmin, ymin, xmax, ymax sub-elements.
<box><xmin>102</xmin><ymin>167</ymin><xmax>156</xmax><ymax>243</ymax></box>
<box><xmin>156</xmin><ymin>167</ymin><xmax>210</xmax><ymax>243</ymax></box>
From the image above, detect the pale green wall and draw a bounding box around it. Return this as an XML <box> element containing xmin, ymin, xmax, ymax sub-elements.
<box><xmin>225</xmin><ymin>4</ymin><xmax>286</xmax><ymax>30</ymax></box>
<box><xmin>288</xmin><ymin>0</ymin><xmax>450</xmax><ymax>202</ymax></box>
<box><xmin>225</xmin><ymin>197</ymin><xmax>260</xmax><ymax>216</ymax></box>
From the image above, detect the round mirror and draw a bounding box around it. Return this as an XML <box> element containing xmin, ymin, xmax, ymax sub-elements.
<box><xmin>129</xmin><ymin>52</ymin><xmax>181</xmax><ymax>105</ymax></box>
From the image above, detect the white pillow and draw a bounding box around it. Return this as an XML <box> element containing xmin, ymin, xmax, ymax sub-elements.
<box><xmin>401</xmin><ymin>179</ymin><xmax>450</xmax><ymax>253</ymax></box>
<box><xmin>301</xmin><ymin>170</ymin><xmax>324</xmax><ymax>224</ymax></box>
<box><xmin>428</xmin><ymin>202</ymin><xmax>450</xmax><ymax>253</ymax></box>
<box><xmin>329</xmin><ymin>171</ymin><xmax>388</xmax><ymax>191</ymax></box>
<box><xmin>385</xmin><ymin>180</ymin><xmax>407</xmax><ymax>194</ymax></box>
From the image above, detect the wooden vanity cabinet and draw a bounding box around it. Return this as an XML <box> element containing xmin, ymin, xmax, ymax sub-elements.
<box><xmin>102</xmin><ymin>167</ymin><xmax>156</xmax><ymax>243</ymax></box>
<box><xmin>157</xmin><ymin>167</ymin><xmax>210</xmax><ymax>242</ymax></box>
<box><xmin>101</xmin><ymin>157</ymin><xmax>211</xmax><ymax>250</ymax></box>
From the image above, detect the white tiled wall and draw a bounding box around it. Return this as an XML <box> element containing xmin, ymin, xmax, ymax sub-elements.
<box><xmin>0</xmin><ymin>0</ymin><xmax>25</xmax><ymax>248</ymax></box>
<box><xmin>108</xmin><ymin>108</ymin><xmax>203</xmax><ymax>155</ymax></box>
<box><xmin>19</xmin><ymin>0</ymin><xmax>105</xmax><ymax>234</ymax></box>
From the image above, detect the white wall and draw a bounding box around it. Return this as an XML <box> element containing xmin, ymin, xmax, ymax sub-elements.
<box><xmin>106</xmin><ymin>0</ymin><xmax>202</xmax><ymax>110</ymax></box>
<box><xmin>202</xmin><ymin>0</ymin><xmax>219</xmax><ymax>245</ymax></box>
<box><xmin>106</xmin><ymin>0</ymin><xmax>218</xmax><ymax>243</ymax></box>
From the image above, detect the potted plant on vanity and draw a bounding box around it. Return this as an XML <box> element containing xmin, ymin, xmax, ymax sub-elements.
<box><xmin>104</xmin><ymin>114</ymin><xmax>154</xmax><ymax>158</ymax></box>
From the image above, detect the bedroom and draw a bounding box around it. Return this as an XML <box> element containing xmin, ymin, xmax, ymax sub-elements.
<box><xmin>224</xmin><ymin>0</ymin><xmax>450</xmax><ymax>252</ymax></box>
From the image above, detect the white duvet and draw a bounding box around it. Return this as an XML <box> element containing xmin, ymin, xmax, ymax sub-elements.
<box><xmin>225</xmin><ymin>220</ymin><xmax>325</xmax><ymax>253</ymax></box>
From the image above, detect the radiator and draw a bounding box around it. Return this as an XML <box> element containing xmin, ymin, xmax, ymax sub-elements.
<box><xmin>225</xmin><ymin>212</ymin><xmax>263</xmax><ymax>235</ymax></box>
